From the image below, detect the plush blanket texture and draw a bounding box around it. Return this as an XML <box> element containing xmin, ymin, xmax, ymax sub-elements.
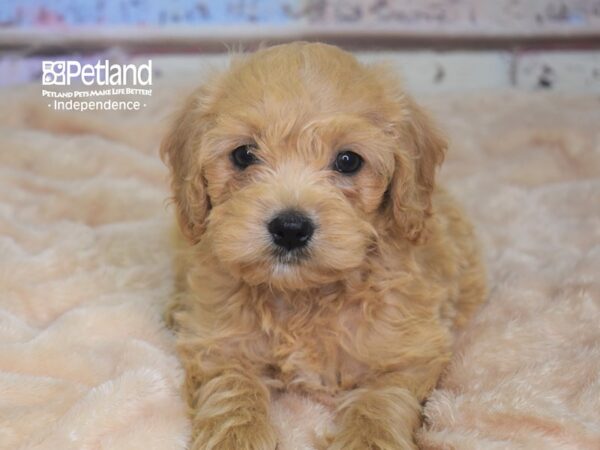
<box><xmin>1</xmin><ymin>76</ymin><xmax>599</xmax><ymax>449</ymax></box>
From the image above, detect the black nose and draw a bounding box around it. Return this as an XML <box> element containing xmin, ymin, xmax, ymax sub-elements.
<box><xmin>268</xmin><ymin>211</ymin><xmax>314</xmax><ymax>251</ymax></box>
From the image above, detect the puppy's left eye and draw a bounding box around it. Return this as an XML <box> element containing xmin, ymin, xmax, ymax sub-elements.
<box><xmin>334</xmin><ymin>150</ymin><xmax>363</xmax><ymax>174</ymax></box>
<box><xmin>231</xmin><ymin>145</ymin><xmax>258</xmax><ymax>170</ymax></box>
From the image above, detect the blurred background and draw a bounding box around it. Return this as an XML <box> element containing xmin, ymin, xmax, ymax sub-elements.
<box><xmin>0</xmin><ymin>0</ymin><xmax>599</xmax><ymax>92</ymax></box>
<box><xmin>1</xmin><ymin>4</ymin><xmax>600</xmax><ymax>449</ymax></box>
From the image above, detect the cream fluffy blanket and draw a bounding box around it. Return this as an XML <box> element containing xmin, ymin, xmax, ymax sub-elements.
<box><xmin>1</xmin><ymin>78</ymin><xmax>599</xmax><ymax>449</ymax></box>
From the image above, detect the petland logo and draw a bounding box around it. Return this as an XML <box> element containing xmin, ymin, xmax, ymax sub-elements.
<box><xmin>42</xmin><ymin>59</ymin><xmax>153</xmax><ymax>112</ymax></box>
<box><xmin>42</xmin><ymin>60</ymin><xmax>152</xmax><ymax>86</ymax></box>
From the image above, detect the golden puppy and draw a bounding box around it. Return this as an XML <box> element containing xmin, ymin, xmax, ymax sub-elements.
<box><xmin>162</xmin><ymin>42</ymin><xmax>486</xmax><ymax>450</ymax></box>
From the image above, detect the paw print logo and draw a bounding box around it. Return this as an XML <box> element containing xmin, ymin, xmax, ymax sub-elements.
<box><xmin>42</xmin><ymin>61</ymin><xmax>66</xmax><ymax>85</ymax></box>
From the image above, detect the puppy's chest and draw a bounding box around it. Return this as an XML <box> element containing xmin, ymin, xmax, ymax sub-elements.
<box><xmin>265</xmin><ymin>299</ymin><xmax>369</xmax><ymax>398</ymax></box>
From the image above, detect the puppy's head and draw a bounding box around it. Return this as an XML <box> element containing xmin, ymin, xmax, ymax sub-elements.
<box><xmin>161</xmin><ymin>43</ymin><xmax>445</xmax><ymax>290</ymax></box>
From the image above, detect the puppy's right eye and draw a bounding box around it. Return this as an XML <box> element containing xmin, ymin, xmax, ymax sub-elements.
<box><xmin>231</xmin><ymin>145</ymin><xmax>258</xmax><ymax>170</ymax></box>
<box><xmin>334</xmin><ymin>150</ymin><xmax>363</xmax><ymax>174</ymax></box>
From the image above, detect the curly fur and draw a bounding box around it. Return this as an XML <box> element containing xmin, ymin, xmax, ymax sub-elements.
<box><xmin>161</xmin><ymin>42</ymin><xmax>486</xmax><ymax>449</ymax></box>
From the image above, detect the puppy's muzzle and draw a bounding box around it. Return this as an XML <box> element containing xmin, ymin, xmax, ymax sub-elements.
<box><xmin>268</xmin><ymin>210</ymin><xmax>314</xmax><ymax>251</ymax></box>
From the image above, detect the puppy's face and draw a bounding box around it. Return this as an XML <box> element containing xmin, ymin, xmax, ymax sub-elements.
<box><xmin>162</xmin><ymin>43</ymin><xmax>446</xmax><ymax>290</ymax></box>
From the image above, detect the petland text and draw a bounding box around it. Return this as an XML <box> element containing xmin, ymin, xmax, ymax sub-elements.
<box><xmin>42</xmin><ymin>60</ymin><xmax>152</xmax><ymax>86</ymax></box>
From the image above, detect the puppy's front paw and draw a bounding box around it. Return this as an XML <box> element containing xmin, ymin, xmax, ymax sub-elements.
<box><xmin>329</xmin><ymin>418</ymin><xmax>417</xmax><ymax>450</ymax></box>
<box><xmin>187</xmin><ymin>368</ymin><xmax>277</xmax><ymax>450</ymax></box>
<box><xmin>329</xmin><ymin>387</ymin><xmax>420</xmax><ymax>450</ymax></box>
<box><xmin>328</xmin><ymin>422</ymin><xmax>417</xmax><ymax>450</ymax></box>
<box><xmin>191</xmin><ymin>415</ymin><xmax>277</xmax><ymax>450</ymax></box>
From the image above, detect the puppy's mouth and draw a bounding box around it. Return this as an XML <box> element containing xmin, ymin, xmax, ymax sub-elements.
<box><xmin>271</xmin><ymin>246</ymin><xmax>311</xmax><ymax>265</ymax></box>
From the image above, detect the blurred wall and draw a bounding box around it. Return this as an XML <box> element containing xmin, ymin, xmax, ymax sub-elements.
<box><xmin>0</xmin><ymin>1</ymin><xmax>599</xmax><ymax>91</ymax></box>
<box><xmin>1</xmin><ymin>0</ymin><xmax>599</xmax><ymax>38</ymax></box>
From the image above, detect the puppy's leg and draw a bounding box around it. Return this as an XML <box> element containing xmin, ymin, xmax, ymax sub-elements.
<box><xmin>188</xmin><ymin>367</ymin><xmax>277</xmax><ymax>450</ymax></box>
<box><xmin>329</xmin><ymin>366</ymin><xmax>444</xmax><ymax>450</ymax></box>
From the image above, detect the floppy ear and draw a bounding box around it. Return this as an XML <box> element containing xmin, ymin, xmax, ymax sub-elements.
<box><xmin>388</xmin><ymin>96</ymin><xmax>447</xmax><ymax>243</ymax></box>
<box><xmin>160</xmin><ymin>87</ymin><xmax>214</xmax><ymax>243</ymax></box>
